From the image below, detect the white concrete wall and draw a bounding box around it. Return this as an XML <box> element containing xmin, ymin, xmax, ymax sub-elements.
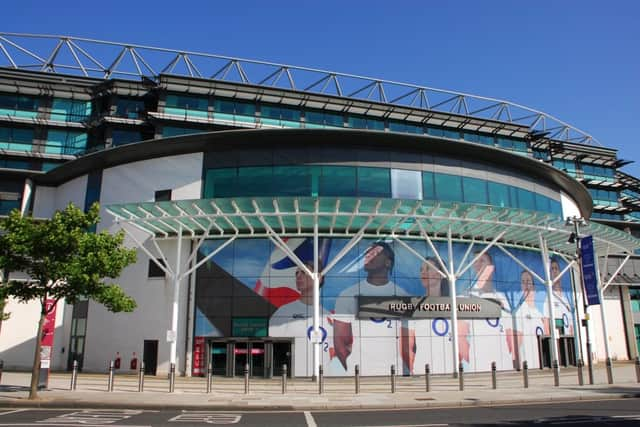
<box><xmin>0</xmin><ymin>296</ymin><xmax>66</xmax><ymax>371</ymax></box>
<box><xmin>80</xmin><ymin>153</ymin><xmax>203</xmax><ymax>374</ymax></box>
<box><xmin>589</xmin><ymin>286</ymin><xmax>628</xmax><ymax>361</ymax></box>
<box><xmin>33</xmin><ymin>175</ymin><xmax>87</xmax><ymax>219</ymax></box>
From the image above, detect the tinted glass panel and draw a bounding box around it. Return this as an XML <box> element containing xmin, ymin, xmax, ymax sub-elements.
<box><xmin>422</xmin><ymin>172</ymin><xmax>435</xmax><ymax>200</ymax></box>
<box><xmin>320</xmin><ymin>166</ymin><xmax>356</xmax><ymax>196</ymax></box>
<box><xmin>488</xmin><ymin>181</ymin><xmax>510</xmax><ymax>207</ymax></box>
<box><xmin>462</xmin><ymin>177</ymin><xmax>487</xmax><ymax>204</ymax></box>
<box><xmin>357</xmin><ymin>167</ymin><xmax>390</xmax><ymax>197</ymax></box>
<box><xmin>435</xmin><ymin>173</ymin><xmax>462</xmax><ymax>202</ymax></box>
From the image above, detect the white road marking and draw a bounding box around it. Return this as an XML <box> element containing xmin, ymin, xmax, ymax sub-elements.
<box><xmin>304</xmin><ymin>411</ymin><xmax>317</xmax><ymax>427</ymax></box>
<box><xmin>168</xmin><ymin>411</ymin><xmax>241</xmax><ymax>424</ymax></box>
<box><xmin>0</xmin><ymin>411</ymin><xmax>28</xmax><ymax>417</ymax></box>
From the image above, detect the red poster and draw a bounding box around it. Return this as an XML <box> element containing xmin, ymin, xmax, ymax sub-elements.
<box><xmin>40</xmin><ymin>299</ymin><xmax>57</xmax><ymax>369</ymax></box>
<box><xmin>192</xmin><ymin>336</ymin><xmax>205</xmax><ymax>376</ymax></box>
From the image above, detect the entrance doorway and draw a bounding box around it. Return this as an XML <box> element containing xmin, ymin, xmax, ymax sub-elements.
<box><xmin>143</xmin><ymin>340</ymin><xmax>158</xmax><ymax>375</ymax></box>
<box><xmin>207</xmin><ymin>339</ymin><xmax>291</xmax><ymax>377</ymax></box>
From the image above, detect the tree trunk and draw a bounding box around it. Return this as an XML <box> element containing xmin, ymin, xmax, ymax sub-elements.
<box><xmin>29</xmin><ymin>303</ymin><xmax>46</xmax><ymax>400</ymax></box>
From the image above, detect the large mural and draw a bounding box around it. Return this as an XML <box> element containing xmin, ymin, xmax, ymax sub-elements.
<box><xmin>194</xmin><ymin>238</ymin><xmax>575</xmax><ymax>377</ymax></box>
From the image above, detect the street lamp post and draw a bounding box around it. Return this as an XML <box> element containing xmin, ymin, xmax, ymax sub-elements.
<box><xmin>566</xmin><ymin>216</ymin><xmax>594</xmax><ymax>385</ymax></box>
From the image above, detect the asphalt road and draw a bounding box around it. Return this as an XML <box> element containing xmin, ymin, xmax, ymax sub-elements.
<box><xmin>1</xmin><ymin>399</ymin><xmax>639</xmax><ymax>426</ymax></box>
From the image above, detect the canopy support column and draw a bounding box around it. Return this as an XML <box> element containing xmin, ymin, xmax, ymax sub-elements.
<box><xmin>313</xmin><ymin>220</ymin><xmax>320</xmax><ymax>379</ymax></box>
<box><xmin>539</xmin><ymin>233</ymin><xmax>560</xmax><ymax>372</ymax></box>
<box><xmin>594</xmin><ymin>249</ymin><xmax>612</xmax><ymax>365</ymax></box>
<box><xmin>170</xmin><ymin>225</ymin><xmax>183</xmax><ymax>370</ymax></box>
<box><xmin>447</xmin><ymin>226</ymin><xmax>460</xmax><ymax>377</ymax></box>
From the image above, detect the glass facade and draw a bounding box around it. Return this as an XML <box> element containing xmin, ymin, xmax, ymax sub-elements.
<box><xmin>0</xmin><ymin>126</ymin><xmax>33</xmax><ymax>152</ymax></box>
<box><xmin>45</xmin><ymin>130</ymin><xmax>88</xmax><ymax>155</ymax></box>
<box><xmin>51</xmin><ymin>98</ymin><xmax>91</xmax><ymax>122</ymax></box>
<box><xmin>0</xmin><ymin>93</ymin><xmax>39</xmax><ymax>118</ymax></box>
<box><xmin>204</xmin><ymin>165</ymin><xmax>562</xmax><ymax>215</ymax></box>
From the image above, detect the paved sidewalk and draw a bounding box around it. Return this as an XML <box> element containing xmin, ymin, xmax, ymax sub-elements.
<box><xmin>1</xmin><ymin>362</ymin><xmax>639</xmax><ymax>410</ymax></box>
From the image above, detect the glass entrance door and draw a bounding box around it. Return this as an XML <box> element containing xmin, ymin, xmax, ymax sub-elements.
<box><xmin>210</xmin><ymin>342</ymin><xmax>227</xmax><ymax>376</ymax></box>
<box><xmin>272</xmin><ymin>341</ymin><xmax>292</xmax><ymax>377</ymax></box>
<box><xmin>234</xmin><ymin>342</ymin><xmax>249</xmax><ymax>376</ymax></box>
<box><xmin>251</xmin><ymin>342</ymin><xmax>265</xmax><ymax>377</ymax></box>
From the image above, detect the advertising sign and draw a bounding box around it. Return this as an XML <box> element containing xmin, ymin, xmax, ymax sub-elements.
<box><xmin>38</xmin><ymin>299</ymin><xmax>57</xmax><ymax>388</ymax></box>
<box><xmin>580</xmin><ymin>235</ymin><xmax>600</xmax><ymax>306</ymax></box>
<box><xmin>358</xmin><ymin>296</ymin><xmax>504</xmax><ymax>319</ymax></box>
<box><xmin>192</xmin><ymin>336</ymin><xmax>205</xmax><ymax>376</ymax></box>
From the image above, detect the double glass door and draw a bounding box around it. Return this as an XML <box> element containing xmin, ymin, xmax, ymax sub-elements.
<box><xmin>233</xmin><ymin>341</ymin><xmax>265</xmax><ymax>377</ymax></box>
<box><xmin>208</xmin><ymin>340</ymin><xmax>289</xmax><ymax>377</ymax></box>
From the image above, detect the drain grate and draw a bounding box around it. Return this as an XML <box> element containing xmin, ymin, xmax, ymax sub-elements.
<box><xmin>415</xmin><ymin>397</ymin><xmax>435</xmax><ymax>401</ymax></box>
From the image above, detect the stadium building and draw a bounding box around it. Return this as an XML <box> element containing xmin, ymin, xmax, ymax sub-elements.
<box><xmin>1</xmin><ymin>33</ymin><xmax>640</xmax><ymax>378</ymax></box>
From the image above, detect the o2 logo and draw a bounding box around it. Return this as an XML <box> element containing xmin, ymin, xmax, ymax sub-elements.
<box><xmin>370</xmin><ymin>317</ymin><xmax>393</xmax><ymax>328</ymax></box>
<box><xmin>486</xmin><ymin>318</ymin><xmax>504</xmax><ymax>333</ymax></box>
<box><xmin>432</xmin><ymin>318</ymin><xmax>450</xmax><ymax>338</ymax></box>
<box><xmin>307</xmin><ymin>326</ymin><xmax>329</xmax><ymax>352</ymax></box>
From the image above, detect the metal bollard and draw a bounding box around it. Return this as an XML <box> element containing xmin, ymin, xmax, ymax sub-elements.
<box><xmin>206</xmin><ymin>361</ymin><xmax>212</xmax><ymax>393</ymax></box>
<box><xmin>244</xmin><ymin>363</ymin><xmax>250</xmax><ymax>394</ymax></box>
<box><xmin>522</xmin><ymin>361</ymin><xmax>529</xmax><ymax>389</ymax></box>
<box><xmin>169</xmin><ymin>363</ymin><xmax>176</xmax><ymax>393</ymax></box>
<box><xmin>138</xmin><ymin>361</ymin><xmax>145</xmax><ymax>392</ymax></box>
<box><xmin>577</xmin><ymin>359</ymin><xmax>584</xmax><ymax>386</ymax></box>
<box><xmin>636</xmin><ymin>357</ymin><xmax>640</xmax><ymax>383</ymax></box>
<box><xmin>355</xmin><ymin>364</ymin><xmax>360</xmax><ymax>394</ymax></box>
<box><xmin>491</xmin><ymin>361</ymin><xmax>497</xmax><ymax>389</ymax></box>
<box><xmin>318</xmin><ymin>365</ymin><xmax>324</xmax><ymax>394</ymax></box>
<box><xmin>107</xmin><ymin>360</ymin><xmax>115</xmax><ymax>392</ymax></box>
<box><xmin>391</xmin><ymin>365</ymin><xmax>396</xmax><ymax>393</ymax></box>
<box><xmin>281</xmin><ymin>364</ymin><xmax>287</xmax><ymax>394</ymax></box>
<box><xmin>606</xmin><ymin>357</ymin><xmax>614</xmax><ymax>385</ymax></box>
<box><xmin>458</xmin><ymin>363</ymin><xmax>464</xmax><ymax>391</ymax></box>
<box><xmin>70</xmin><ymin>360</ymin><xmax>78</xmax><ymax>391</ymax></box>
<box><xmin>425</xmin><ymin>363</ymin><xmax>430</xmax><ymax>392</ymax></box>
<box><xmin>552</xmin><ymin>360</ymin><xmax>559</xmax><ymax>387</ymax></box>
<box><xmin>0</xmin><ymin>360</ymin><xmax>3</xmax><ymax>384</ymax></box>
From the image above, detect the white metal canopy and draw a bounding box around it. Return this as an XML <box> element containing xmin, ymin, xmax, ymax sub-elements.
<box><xmin>106</xmin><ymin>197</ymin><xmax>640</xmax><ymax>257</ymax></box>
<box><xmin>106</xmin><ymin>196</ymin><xmax>640</xmax><ymax>379</ymax></box>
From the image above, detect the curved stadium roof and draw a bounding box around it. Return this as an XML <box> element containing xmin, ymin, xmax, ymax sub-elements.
<box><xmin>0</xmin><ymin>32</ymin><xmax>599</xmax><ymax>146</ymax></box>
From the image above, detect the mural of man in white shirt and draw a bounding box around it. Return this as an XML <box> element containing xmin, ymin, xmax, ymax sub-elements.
<box><xmin>332</xmin><ymin>241</ymin><xmax>408</xmax><ymax>375</ymax></box>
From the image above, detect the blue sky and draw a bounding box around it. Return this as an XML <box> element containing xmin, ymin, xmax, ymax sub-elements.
<box><xmin>4</xmin><ymin>1</ymin><xmax>639</xmax><ymax>176</ymax></box>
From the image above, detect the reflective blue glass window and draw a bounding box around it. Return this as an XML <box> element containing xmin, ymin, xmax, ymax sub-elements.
<box><xmin>115</xmin><ymin>98</ymin><xmax>144</xmax><ymax>118</ymax></box>
<box><xmin>324</xmin><ymin>111</ymin><xmax>344</xmax><ymax>127</ymax></box>
<box><xmin>273</xmin><ymin>166</ymin><xmax>311</xmax><ymax>196</ymax></box>
<box><xmin>167</xmin><ymin>94</ymin><xmax>208</xmax><ymax>111</ymax></box>
<box><xmin>204</xmin><ymin>168</ymin><xmax>236</xmax><ymax>198</ymax></box>
<box><xmin>357</xmin><ymin>167</ymin><xmax>390</xmax><ymax>197</ymax></box>
<box><xmin>478</xmin><ymin>135</ymin><xmax>494</xmax><ymax>146</ymax></box>
<box><xmin>347</xmin><ymin>116</ymin><xmax>367</xmax><ymax>129</ymax></box>
<box><xmin>534</xmin><ymin>193</ymin><xmax>550</xmax><ymax>212</ymax></box>
<box><xmin>0</xmin><ymin>126</ymin><xmax>34</xmax><ymax>152</ymax></box>
<box><xmin>45</xmin><ymin>130</ymin><xmax>87</xmax><ymax>155</ymax></box>
<box><xmin>422</xmin><ymin>172</ymin><xmax>435</xmax><ymax>200</ymax></box>
<box><xmin>111</xmin><ymin>130</ymin><xmax>141</xmax><ymax>146</ymax></box>
<box><xmin>488</xmin><ymin>181</ymin><xmax>510</xmax><ymax>207</ymax></box>
<box><xmin>462</xmin><ymin>177</ymin><xmax>488</xmax><ymax>204</ymax></box>
<box><xmin>517</xmin><ymin>188</ymin><xmax>535</xmax><ymax>210</ymax></box>
<box><xmin>443</xmin><ymin>129</ymin><xmax>460</xmax><ymax>140</ymax></box>
<box><xmin>305</xmin><ymin>110</ymin><xmax>324</xmax><ymax>125</ymax></box>
<box><xmin>435</xmin><ymin>173</ymin><xmax>463</xmax><ymax>202</ymax></box>
<box><xmin>427</xmin><ymin>127</ymin><xmax>444</xmax><ymax>137</ymax></box>
<box><xmin>320</xmin><ymin>166</ymin><xmax>356</xmax><ymax>196</ymax></box>
<box><xmin>463</xmin><ymin>132</ymin><xmax>479</xmax><ymax>143</ymax></box>
<box><xmin>391</xmin><ymin>169</ymin><xmax>422</xmax><ymax>200</ymax></box>
<box><xmin>389</xmin><ymin>121</ymin><xmax>423</xmax><ymax>134</ymax></box>
<box><xmin>51</xmin><ymin>98</ymin><xmax>91</xmax><ymax>121</ymax></box>
<box><xmin>214</xmin><ymin>99</ymin><xmax>235</xmax><ymax>114</ymax></box>
<box><xmin>235</xmin><ymin>101</ymin><xmax>256</xmax><ymax>116</ymax></box>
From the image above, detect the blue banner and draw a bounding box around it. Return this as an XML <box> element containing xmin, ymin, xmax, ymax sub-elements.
<box><xmin>580</xmin><ymin>235</ymin><xmax>600</xmax><ymax>306</ymax></box>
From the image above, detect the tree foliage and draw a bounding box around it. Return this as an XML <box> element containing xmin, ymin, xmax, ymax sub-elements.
<box><xmin>0</xmin><ymin>203</ymin><xmax>137</xmax><ymax>309</ymax></box>
<box><xmin>0</xmin><ymin>202</ymin><xmax>137</xmax><ymax>398</ymax></box>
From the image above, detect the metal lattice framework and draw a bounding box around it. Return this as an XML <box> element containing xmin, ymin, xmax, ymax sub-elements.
<box><xmin>0</xmin><ymin>32</ymin><xmax>598</xmax><ymax>145</ymax></box>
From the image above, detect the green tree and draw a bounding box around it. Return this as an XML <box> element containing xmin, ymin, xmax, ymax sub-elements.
<box><xmin>0</xmin><ymin>203</ymin><xmax>137</xmax><ymax>399</ymax></box>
